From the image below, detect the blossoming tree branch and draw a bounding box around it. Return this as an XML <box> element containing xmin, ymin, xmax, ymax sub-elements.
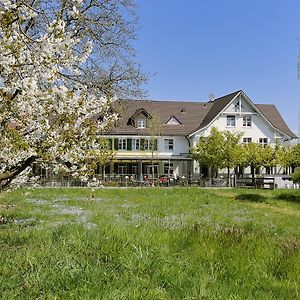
<box><xmin>0</xmin><ymin>0</ymin><xmax>145</xmax><ymax>189</ymax></box>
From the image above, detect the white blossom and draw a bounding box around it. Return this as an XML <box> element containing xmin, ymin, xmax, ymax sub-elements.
<box><xmin>0</xmin><ymin>0</ymin><xmax>125</xmax><ymax>188</ymax></box>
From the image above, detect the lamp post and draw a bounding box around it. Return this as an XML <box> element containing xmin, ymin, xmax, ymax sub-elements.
<box><xmin>181</xmin><ymin>175</ymin><xmax>185</xmax><ymax>186</ymax></box>
<box><xmin>125</xmin><ymin>175</ymin><xmax>129</xmax><ymax>187</ymax></box>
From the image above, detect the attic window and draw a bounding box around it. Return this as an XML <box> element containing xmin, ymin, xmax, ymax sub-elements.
<box><xmin>136</xmin><ymin>118</ymin><xmax>146</xmax><ymax>128</ymax></box>
<box><xmin>166</xmin><ymin>116</ymin><xmax>181</xmax><ymax>125</ymax></box>
<box><xmin>234</xmin><ymin>102</ymin><xmax>244</xmax><ymax>110</ymax></box>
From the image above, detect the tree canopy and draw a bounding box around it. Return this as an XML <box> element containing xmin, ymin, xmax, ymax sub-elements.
<box><xmin>191</xmin><ymin>128</ymin><xmax>244</xmax><ymax>179</ymax></box>
<box><xmin>191</xmin><ymin>127</ymin><xmax>299</xmax><ymax>180</ymax></box>
<box><xmin>0</xmin><ymin>0</ymin><xmax>145</xmax><ymax>189</ymax></box>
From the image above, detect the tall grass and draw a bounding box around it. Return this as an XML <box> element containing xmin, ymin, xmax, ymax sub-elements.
<box><xmin>0</xmin><ymin>187</ymin><xmax>300</xmax><ymax>299</ymax></box>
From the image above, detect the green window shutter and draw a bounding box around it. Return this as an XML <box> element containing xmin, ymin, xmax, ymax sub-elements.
<box><xmin>114</xmin><ymin>138</ymin><xmax>118</xmax><ymax>150</ymax></box>
<box><xmin>140</xmin><ymin>139</ymin><xmax>145</xmax><ymax>150</ymax></box>
<box><xmin>108</xmin><ymin>138</ymin><xmax>113</xmax><ymax>150</ymax></box>
<box><xmin>153</xmin><ymin>139</ymin><xmax>158</xmax><ymax>151</ymax></box>
<box><xmin>127</xmin><ymin>138</ymin><xmax>132</xmax><ymax>150</ymax></box>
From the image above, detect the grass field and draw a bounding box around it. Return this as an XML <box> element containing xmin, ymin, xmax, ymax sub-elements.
<box><xmin>1</xmin><ymin>187</ymin><xmax>300</xmax><ymax>299</ymax></box>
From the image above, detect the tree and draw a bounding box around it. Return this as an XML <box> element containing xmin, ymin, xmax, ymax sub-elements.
<box><xmin>276</xmin><ymin>144</ymin><xmax>300</xmax><ymax>174</ymax></box>
<box><xmin>146</xmin><ymin>114</ymin><xmax>162</xmax><ymax>185</ymax></box>
<box><xmin>291</xmin><ymin>144</ymin><xmax>300</xmax><ymax>168</ymax></box>
<box><xmin>222</xmin><ymin>131</ymin><xmax>244</xmax><ymax>185</ymax></box>
<box><xmin>292</xmin><ymin>167</ymin><xmax>300</xmax><ymax>183</ymax></box>
<box><xmin>0</xmin><ymin>0</ymin><xmax>145</xmax><ymax>189</ymax></box>
<box><xmin>191</xmin><ymin>127</ymin><xmax>225</xmax><ymax>180</ymax></box>
<box><xmin>243</xmin><ymin>143</ymin><xmax>279</xmax><ymax>181</ymax></box>
<box><xmin>191</xmin><ymin>127</ymin><xmax>243</xmax><ymax>183</ymax></box>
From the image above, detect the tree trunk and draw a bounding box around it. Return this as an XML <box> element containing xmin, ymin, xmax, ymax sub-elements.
<box><xmin>251</xmin><ymin>165</ymin><xmax>255</xmax><ymax>184</ymax></box>
<box><xmin>0</xmin><ymin>156</ymin><xmax>37</xmax><ymax>190</ymax></box>
<box><xmin>227</xmin><ymin>167</ymin><xmax>230</xmax><ymax>187</ymax></box>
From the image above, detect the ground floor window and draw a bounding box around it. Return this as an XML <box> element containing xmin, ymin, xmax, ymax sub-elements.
<box><xmin>259</xmin><ymin>138</ymin><xmax>268</xmax><ymax>147</ymax></box>
<box><xmin>243</xmin><ymin>137</ymin><xmax>252</xmax><ymax>144</ymax></box>
<box><xmin>145</xmin><ymin>164</ymin><xmax>158</xmax><ymax>177</ymax></box>
<box><xmin>163</xmin><ymin>162</ymin><xmax>173</xmax><ymax>176</ymax></box>
<box><xmin>118</xmin><ymin>164</ymin><xmax>127</xmax><ymax>174</ymax></box>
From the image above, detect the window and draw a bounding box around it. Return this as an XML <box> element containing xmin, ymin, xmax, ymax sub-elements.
<box><xmin>142</xmin><ymin>138</ymin><xmax>157</xmax><ymax>151</ymax></box>
<box><xmin>118</xmin><ymin>164</ymin><xmax>127</xmax><ymax>174</ymax></box>
<box><xmin>259</xmin><ymin>138</ymin><xmax>268</xmax><ymax>147</ymax></box>
<box><xmin>243</xmin><ymin>137</ymin><xmax>252</xmax><ymax>144</ymax></box>
<box><xmin>226</xmin><ymin>115</ymin><xmax>236</xmax><ymax>127</ymax></box>
<box><xmin>234</xmin><ymin>102</ymin><xmax>244</xmax><ymax>111</ymax></box>
<box><xmin>166</xmin><ymin>116</ymin><xmax>181</xmax><ymax>125</ymax></box>
<box><xmin>118</xmin><ymin>138</ymin><xmax>127</xmax><ymax>150</ymax></box>
<box><xmin>164</xmin><ymin>139</ymin><xmax>174</xmax><ymax>150</ymax></box>
<box><xmin>163</xmin><ymin>163</ymin><xmax>173</xmax><ymax>176</ymax></box>
<box><xmin>136</xmin><ymin>119</ymin><xmax>146</xmax><ymax>128</ymax></box>
<box><xmin>132</xmin><ymin>138</ymin><xmax>140</xmax><ymax>150</ymax></box>
<box><xmin>144</xmin><ymin>139</ymin><xmax>150</xmax><ymax>150</ymax></box>
<box><xmin>243</xmin><ymin>115</ymin><xmax>252</xmax><ymax>127</ymax></box>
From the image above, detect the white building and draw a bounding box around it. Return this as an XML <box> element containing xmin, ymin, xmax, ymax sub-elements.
<box><xmin>103</xmin><ymin>90</ymin><xmax>297</xmax><ymax>181</ymax></box>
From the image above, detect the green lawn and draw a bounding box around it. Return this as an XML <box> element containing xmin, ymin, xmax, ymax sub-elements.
<box><xmin>1</xmin><ymin>187</ymin><xmax>300</xmax><ymax>299</ymax></box>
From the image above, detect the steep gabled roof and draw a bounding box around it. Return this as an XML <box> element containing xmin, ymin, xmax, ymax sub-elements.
<box><xmin>256</xmin><ymin>104</ymin><xmax>297</xmax><ymax>139</ymax></box>
<box><xmin>196</xmin><ymin>90</ymin><xmax>241</xmax><ymax>130</ymax></box>
<box><xmin>107</xmin><ymin>91</ymin><xmax>296</xmax><ymax>139</ymax></box>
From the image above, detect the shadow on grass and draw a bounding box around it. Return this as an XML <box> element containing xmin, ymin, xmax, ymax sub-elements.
<box><xmin>274</xmin><ymin>192</ymin><xmax>300</xmax><ymax>203</ymax></box>
<box><xmin>235</xmin><ymin>193</ymin><xmax>267</xmax><ymax>203</ymax></box>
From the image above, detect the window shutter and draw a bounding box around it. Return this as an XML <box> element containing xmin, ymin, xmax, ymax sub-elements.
<box><xmin>108</xmin><ymin>138</ymin><xmax>113</xmax><ymax>150</ymax></box>
<box><xmin>127</xmin><ymin>138</ymin><xmax>132</xmax><ymax>150</ymax></box>
<box><xmin>140</xmin><ymin>139</ymin><xmax>145</xmax><ymax>150</ymax></box>
<box><xmin>114</xmin><ymin>138</ymin><xmax>118</xmax><ymax>150</ymax></box>
<box><xmin>154</xmin><ymin>139</ymin><xmax>158</xmax><ymax>151</ymax></box>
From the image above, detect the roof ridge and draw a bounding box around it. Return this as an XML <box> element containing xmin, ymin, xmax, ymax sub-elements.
<box><xmin>120</xmin><ymin>99</ymin><xmax>209</xmax><ymax>104</ymax></box>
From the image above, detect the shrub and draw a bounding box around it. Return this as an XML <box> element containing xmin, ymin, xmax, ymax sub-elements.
<box><xmin>291</xmin><ymin>168</ymin><xmax>300</xmax><ymax>183</ymax></box>
<box><xmin>235</xmin><ymin>193</ymin><xmax>266</xmax><ymax>203</ymax></box>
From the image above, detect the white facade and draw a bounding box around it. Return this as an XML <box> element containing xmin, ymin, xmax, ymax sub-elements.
<box><xmin>191</xmin><ymin>93</ymin><xmax>287</xmax><ymax>145</ymax></box>
<box><xmin>109</xmin><ymin>91</ymin><xmax>296</xmax><ymax>180</ymax></box>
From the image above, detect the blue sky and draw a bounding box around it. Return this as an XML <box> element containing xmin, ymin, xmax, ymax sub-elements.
<box><xmin>134</xmin><ymin>0</ymin><xmax>300</xmax><ymax>135</ymax></box>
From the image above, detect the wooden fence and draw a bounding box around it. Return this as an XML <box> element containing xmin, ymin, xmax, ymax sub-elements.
<box><xmin>236</xmin><ymin>177</ymin><xmax>275</xmax><ymax>190</ymax></box>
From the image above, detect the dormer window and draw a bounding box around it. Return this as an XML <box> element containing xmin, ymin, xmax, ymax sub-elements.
<box><xmin>166</xmin><ymin>116</ymin><xmax>181</xmax><ymax>125</ymax></box>
<box><xmin>129</xmin><ymin>108</ymin><xmax>151</xmax><ymax>129</ymax></box>
<box><xmin>136</xmin><ymin>119</ymin><xmax>146</xmax><ymax>128</ymax></box>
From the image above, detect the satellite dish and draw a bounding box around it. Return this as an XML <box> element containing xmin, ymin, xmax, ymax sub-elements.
<box><xmin>208</xmin><ymin>93</ymin><xmax>216</xmax><ymax>102</ymax></box>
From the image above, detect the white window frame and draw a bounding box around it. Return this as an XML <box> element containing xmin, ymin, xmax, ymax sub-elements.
<box><xmin>136</xmin><ymin>119</ymin><xmax>146</xmax><ymax>129</ymax></box>
<box><xmin>243</xmin><ymin>137</ymin><xmax>252</xmax><ymax>144</ymax></box>
<box><xmin>243</xmin><ymin>115</ymin><xmax>252</xmax><ymax>127</ymax></box>
<box><xmin>118</xmin><ymin>164</ymin><xmax>127</xmax><ymax>174</ymax></box>
<box><xmin>259</xmin><ymin>138</ymin><xmax>268</xmax><ymax>147</ymax></box>
<box><xmin>226</xmin><ymin>115</ymin><xmax>236</xmax><ymax>127</ymax></box>
<box><xmin>164</xmin><ymin>138</ymin><xmax>174</xmax><ymax>150</ymax></box>
<box><xmin>118</xmin><ymin>138</ymin><xmax>127</xmax><ymax>150</ymax></box>
<box><xmin>132</xmin><ymin>138</ymin><xmax>140</xmax><ymax>150</ymax></box>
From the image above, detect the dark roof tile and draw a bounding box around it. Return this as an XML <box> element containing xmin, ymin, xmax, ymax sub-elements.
<box><xmin>107</xmin><ymin>91</ymin><xmax>296</xmax><ymax>139</ymax></box>
<box><xmin>256</xmin><ymin>104</ymin><xmax>297</xmax><ymax>139</ymax></box>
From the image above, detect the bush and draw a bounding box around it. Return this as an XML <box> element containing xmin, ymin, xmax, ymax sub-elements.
<box><xmin>291</xmin><ymin>168</ymin><xmax>300</xmax><ymax>183</ymax></box>
<box><xmin>235</xmin><ymin>193</ymin><xmax>266</xmax><ymax>203</ymax></box>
